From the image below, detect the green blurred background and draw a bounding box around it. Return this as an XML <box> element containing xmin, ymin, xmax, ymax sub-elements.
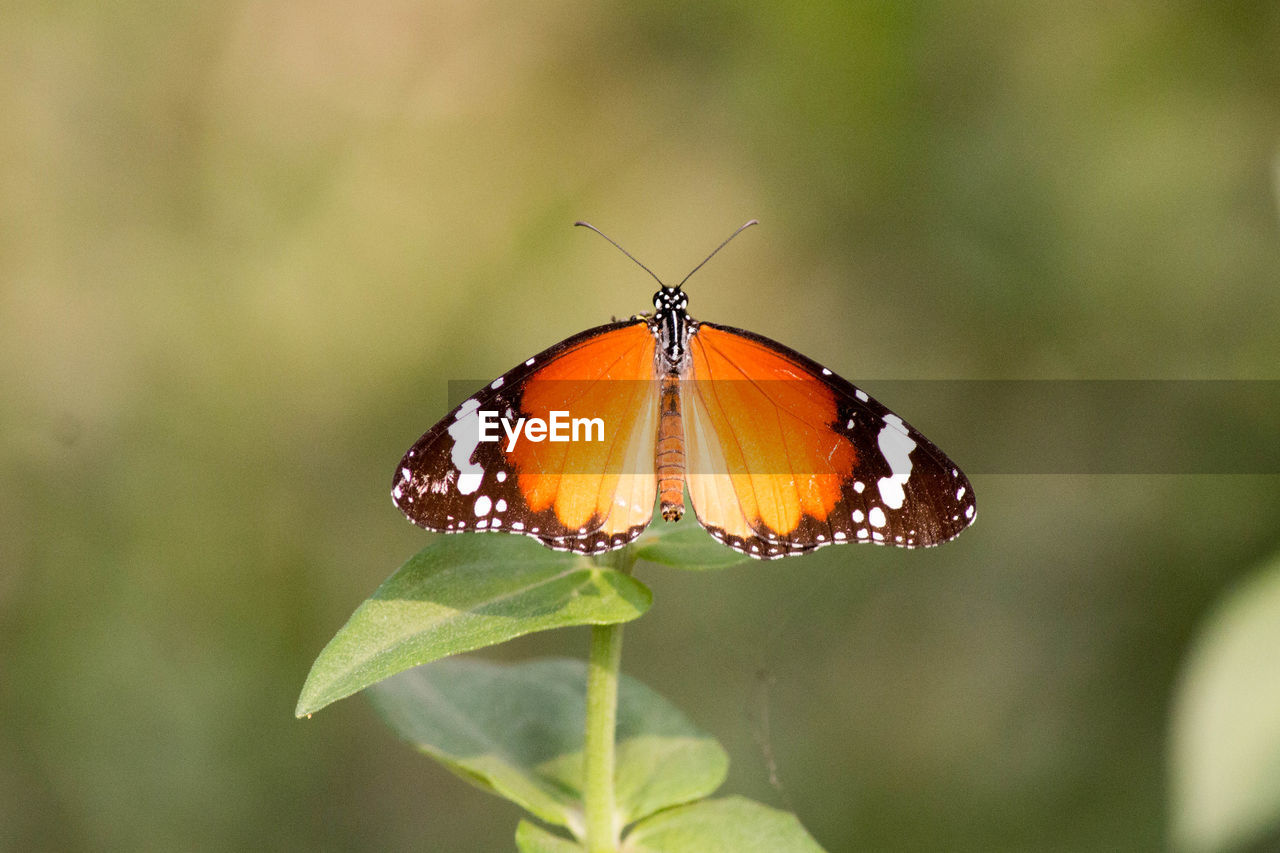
<box><xmin>3</xmin><ymin>2</ymin><xmax>1279</xmax><ymax>851</ymax></box>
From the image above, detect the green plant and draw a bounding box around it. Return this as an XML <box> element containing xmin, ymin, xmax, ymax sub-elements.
<box><xmin>1170</xmin><ymin>549</ymin><xmax>1280</xmax><ymax>853</ymax></box>
<box><xmin>297</xmin><ymin>512</ymin><xmax>827</xmax><ymax>851</ymax></box>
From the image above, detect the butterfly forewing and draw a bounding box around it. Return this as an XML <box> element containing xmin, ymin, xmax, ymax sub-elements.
<box><xmin>392</xmin><ymin>320</ymin><xmax>661</xmax><ymax>554</ymax></box>
<box><xmin>684</xmin><ymin>323</ymin><xmax>976</xmax><ymax>559</ymax></box>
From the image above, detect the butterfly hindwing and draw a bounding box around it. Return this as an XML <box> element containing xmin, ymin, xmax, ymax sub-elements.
<box><xmin>684</xmin><ymin>323</ymin><xmax>976</xmax><ymax>558</ymax></box>
<box><xmin>392</xmin><ymin>320</ymin><xmax>661</xmax><ymax>554</ymax></box>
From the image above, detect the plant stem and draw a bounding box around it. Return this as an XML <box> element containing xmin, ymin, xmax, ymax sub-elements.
<box><xmin>584</xmin><ymin>621</ymin><xmax>622</xmax><ymax>852</ymax></box>
<box><xmin>583</xmin><ymin>550</ymin><xmax>634</xmax><ymax>852</ymax></box>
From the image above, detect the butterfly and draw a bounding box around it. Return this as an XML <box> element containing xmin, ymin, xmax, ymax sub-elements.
<box><xmin>392</xmin><ymin>222</ymin><xmax>976</xmax><ymax>560</ymax></box>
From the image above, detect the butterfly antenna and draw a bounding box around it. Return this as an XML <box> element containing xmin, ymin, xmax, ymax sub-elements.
<box><xmin>676</xmin><ymin>219</ymin><xmax>759</xmax><ymax>289</ymax></box>
<box><xmin>574</xmin><ymin>221</ymin><xmax>666</xmax><ymax>288</ymax></box>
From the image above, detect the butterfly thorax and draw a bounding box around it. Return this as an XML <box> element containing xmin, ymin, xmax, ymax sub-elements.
<box><xmin>651</xmin><ymin>286</ymin><xmax>695</xmax><ymax>374</ymax></box>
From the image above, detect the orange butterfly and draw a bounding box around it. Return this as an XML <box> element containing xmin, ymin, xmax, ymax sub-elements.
<box><xmin>392</xmin><ymin>222</ymin><xmax>975</xmax><ymax>559</ymax></box>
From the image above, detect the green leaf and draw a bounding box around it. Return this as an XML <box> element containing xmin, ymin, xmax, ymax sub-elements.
<box><xmin>367</xmin><ymin>657</ymin><xmax>729</xmax><ymax>837</ymax></box>
<box><xmin>621</xmin><ymin>796</ymin><xmax>826</xmax><ymax>852</ymax></box>
<box><xmin>515</xmin><ymin>821</ymin><xmax>584</xmax><ymax>853</ymax></box>
<box><xmin>1171</xmin><ymin>554</ymin><xmax>1280</xmax><ymax>853</ymax></box>
<box><xmin>633</xmin><ymin>509</ymin><xmax>748</xmax><ymax>570</ymax></box>
<box><xmin>296</xmin><ymin>536</ymin><xmax>652</xmax><ymax>716</ymax></box>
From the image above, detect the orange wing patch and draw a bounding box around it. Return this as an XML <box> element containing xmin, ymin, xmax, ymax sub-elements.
<box><xmin>685</xmin><ymin>324</ymin><xmax>856</xmax><ymax>554</ymax></box>
<box><xmin>510</xmin><ymin>321</ymin><xmax>659</xmax><ymax>539</ymax></box>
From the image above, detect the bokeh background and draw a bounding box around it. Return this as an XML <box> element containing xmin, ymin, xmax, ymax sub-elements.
<box><xmin>4</xmin><ymin>3</ymin><xmax>1280</xmax><ymax>851</ymax></box>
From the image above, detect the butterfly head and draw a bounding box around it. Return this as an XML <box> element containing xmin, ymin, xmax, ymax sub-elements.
<box><xmin>653</xmin><ymin>286</ymin><xmax>688</xmax><ymax>316</ymax></box>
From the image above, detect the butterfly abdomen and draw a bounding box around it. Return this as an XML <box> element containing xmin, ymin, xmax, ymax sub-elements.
<box><xmin>656</xmin><ymin>374</ymin><xmax>685</xmax><ymax>521</ymax></box>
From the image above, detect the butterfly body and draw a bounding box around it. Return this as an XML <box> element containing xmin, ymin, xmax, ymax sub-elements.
<box><xmin>393</xmin><ymin>277</ymin><xmax>976</xmax><ymax>560</ymax></box>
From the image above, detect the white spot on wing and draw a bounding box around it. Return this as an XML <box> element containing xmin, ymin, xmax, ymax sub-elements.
<box><xmin>491</xmin><ymin>376</ymin><xmax>504</xmax><ymax>390</ymax></box>
<box><xmin>855</xmin><ymin>389</ymin><xmax>869</xmax><ymax>402</ymax></box>
<box><xmin>876</xmin><ymin>414</ymin><xmax>916</xmax><ymax>510</ymax></box>
<box><xmin>474</xmin><ymin>495</ymin><xmax>492</xmax><ymax>516</ymax></box>
<box><xmin>448</xmin><ymin>402</ymin><xmax>485</xmax><ymax>495</ymax></box>
<box><xmin>868</xmin><ymin>506</ymin><xmax>887</xmax><ymax>528</ymax></box>
<box><xmin>495</xmin><ymin>499</ymin><xmax>507</xmax><ymax>512</ymax></box>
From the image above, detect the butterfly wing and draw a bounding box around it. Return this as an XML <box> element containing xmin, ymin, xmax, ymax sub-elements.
<box><xmin>393</xmin><ymin>319</ymin><xmax>660</xmax><ymax>554</ymax></box>
<box><xmin>684</xmin><ymin>323</ymin><xmax>976</xmax><ymax>558</ymax></box>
